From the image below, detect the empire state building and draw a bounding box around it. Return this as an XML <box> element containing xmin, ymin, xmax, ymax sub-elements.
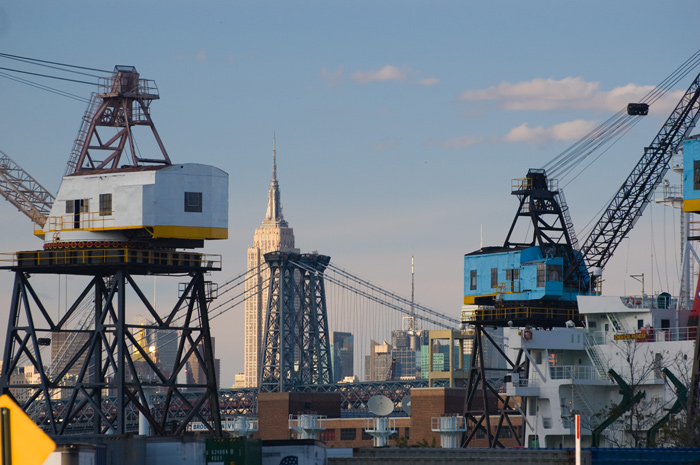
<box><xmin>243</xmin><ymin>141</ymin><xmax>299</xmax><ymax>387</ymax></box>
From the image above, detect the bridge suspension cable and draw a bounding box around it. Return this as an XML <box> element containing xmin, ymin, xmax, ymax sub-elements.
<box><xmin>291</xmin><ymin>259</ymin><xmax>459</xmax><ymax>328</ymax></box>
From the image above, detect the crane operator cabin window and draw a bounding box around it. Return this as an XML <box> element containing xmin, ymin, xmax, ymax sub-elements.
<box><xmin>184</xmin><ymin>192</ymin><xmax>202</xmax><ymax>212</ymax></box>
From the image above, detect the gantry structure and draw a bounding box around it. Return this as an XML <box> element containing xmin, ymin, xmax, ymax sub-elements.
<box><xmin>0</xmin><ymin>66</ymin><xmax>225</xmax><ymax>437</ymax></box>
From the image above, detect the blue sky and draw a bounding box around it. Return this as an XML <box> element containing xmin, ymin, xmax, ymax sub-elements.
<box><xmin>0</xmin><ymin>1</ymin><xmax>698</xmax><ymax>385</ymax></box>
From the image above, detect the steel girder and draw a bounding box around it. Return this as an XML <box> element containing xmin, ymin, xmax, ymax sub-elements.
<box><xmin>259</xmin><ymin>252</ymin><xmax>333</xmax><ymax>392</ymax></box>
<box><xmin>67</xmin><ymin>66</ymin><xmax>171</xmax><ymax>174</ymax></box>
<box><xmin>462</xmin><ymin>325</ymin><xmax>526</xmax><ymax>448</ymax></box>
<box><xmin>581</xmin><ymin>72</ymin><xmax>700</xmax><ymax>278</ymax></box>
<box><xmin>504</xmin><ymin>169</ymin><xmax>587</xmax><ymax>289</ymax></box>
<box><xmin>0</xmin><ymin>268</ymin><xmax>221</xmax><ymax>437</ymax></box>
<box><xmin>0</xmin><ymin>149</ymin><xmax>55</xmax><ymax>225</ymax></box>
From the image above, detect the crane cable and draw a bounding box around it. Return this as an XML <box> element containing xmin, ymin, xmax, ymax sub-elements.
<box><xmin>0</xmin><ymin>52</ymin><xmax>112</xmax><ymax>102</ymax></box>
<box><xmin>543</xmin><ymin>49</ymin><xmax>700</xmax><ymax>183</ymax></box>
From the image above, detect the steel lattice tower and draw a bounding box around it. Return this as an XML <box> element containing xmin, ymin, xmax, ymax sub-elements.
<box><xmin>259</xmin><ymin>252</ymin><xmax>332</xmax><ymax>392</ymax></box>
<box><xmin>0</xmin><ymin>251</ymin><xmax>223</xmax><ymax>437</ymax></box>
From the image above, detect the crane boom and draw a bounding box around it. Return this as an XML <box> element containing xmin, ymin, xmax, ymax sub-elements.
<box><xmin>580</xmin><ymin>72</ymin><xmax>700</xmax><ymax>279</ymax></box>
<box><xmin>0</xmin><ymin>149</ymin><xmax>54</xmax><ymax>226</ymax></box>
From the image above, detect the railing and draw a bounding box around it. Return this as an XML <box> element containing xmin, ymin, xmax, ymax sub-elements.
<box><xmin>690</xmin><ymin>221</ymin><xmax>700</xmax><ymax>238</ymax></box>
<box><xmin>510</xmin><ymin>378</ymin><xmax>540</xmax><ymax>388</ymax></box>
<box><xmin>549</xmin><ymin>365</ymin><xmax>600</xmax><ymax>380</ymax></box>
<box><xmin>65</xmin><ymin>92</ymin><xmax>102</xmax><ymax>175</ymax></box>
<box><xmin>0</xmin><ymin>249</ymin><xmax>222</xmax><ymax>270</ymax></box>
<box><xmin>583</xmin><ymin>332</ymin><xmax>608</xmax><ymax>378</ymax></box>
<box><xmin>556</xmin><ymin>188</ymin><xmax>580</xmax><ymax>251</ymax></box>
<box><xmin>589</xmin><ymin>327</ymin><xmax>697</xmax><ymax>344</ymax></box>
<box><xmin>36</xmin><ymin>212</ymin><xmax>116</xmax><ymax>234</ymax></box>
<box><xmin>465</xmin><ymin>305</ymin><xmax>578</xmax><ymax>323</ymax></box>
<box><xmin>495</xmin><ymin>281</ymin><xmax>520</xmax><ymax>294</ymax></box>
<box><xmin>620</xmin><ymin>295</ymin><xmax>678</xmax><ymax>310</ymax></box>
<box><xmin>607</xmin><ymin>312</ymin><xmax>626</xmax><ymax>332</ymax></box>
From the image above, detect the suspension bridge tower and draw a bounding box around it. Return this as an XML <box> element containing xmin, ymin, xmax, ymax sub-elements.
<box><xmin>0</xmin><ymin>66</ymin><xmax>228</xmax><ymax>437</ymax></box>
<box><xmin>259</xmin><ymin>251</ymin><xmax>333</xmax><ymax>392</ymax></box>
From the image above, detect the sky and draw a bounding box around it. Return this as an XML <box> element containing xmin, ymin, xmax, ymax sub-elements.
<box><xmin>0</xmin><ymin>1</ymin><xmax>699</xmax><ymax>387</ymax></box>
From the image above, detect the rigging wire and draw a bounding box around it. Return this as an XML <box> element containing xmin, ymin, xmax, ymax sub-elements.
<box><xmin>0</xmin><ymin>66</ymin><xmax>97</xmax><ymax>86</ymax></box>
<box><xmin>0</xmin><ymin>71</ymin><xmax>90</xmax><ymax>103</ymax></box>
<box><xmin>0</xmin><ymin>52</ymin><xmax>111</xmax><ymax>74</ymax></box>
<box><xmin>543</xmin><ymin>49</ymin><xmax>700</xmax><ymax>184</ymax></box>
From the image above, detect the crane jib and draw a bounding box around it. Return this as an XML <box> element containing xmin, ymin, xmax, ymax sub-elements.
<box><xmin>581</xmin><ymin>73</ymin><xmax>700</xmax><ymax>275</ymax></box>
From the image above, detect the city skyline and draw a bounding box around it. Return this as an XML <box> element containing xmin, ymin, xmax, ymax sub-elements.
<box><xmin>0</xmin><ymin>2</ymin><xmax>697</xmax><ymax>387</ymax></box>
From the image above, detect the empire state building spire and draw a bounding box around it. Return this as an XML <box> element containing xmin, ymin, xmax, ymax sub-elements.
<box><xmin>244</xmin><ymin>137</ymin><xmax>298</xmax><ymax>388</ymax></box>
<box><xmin>264</xmin><ymin>136</ymin><xmax>287</xmax><ymax>226</ymax></box>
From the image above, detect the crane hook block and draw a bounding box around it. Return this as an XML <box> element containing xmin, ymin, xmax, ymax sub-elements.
<box><xmin>627</xmin><ymin>103</ymin><xmax>649</xmax><ymax>116</ymax></box>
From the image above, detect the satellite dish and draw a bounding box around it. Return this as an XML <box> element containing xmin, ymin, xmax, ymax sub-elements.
<box><xmin>401</xmin><ymin>396</ymin><xmax>411</xmax><ymax>415</ymax></box>
<box><xmin>367</xmin><ymin>395</ymin><xmax>393</xmax><ymax>417</ymax></box>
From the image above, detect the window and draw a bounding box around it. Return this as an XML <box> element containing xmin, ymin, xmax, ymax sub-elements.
<box><xmin>490</xmin><ymin>268</ymin><xmax>498</xmax><ymax>288</ymax></box>
<box><xmin>66</xmin><ymin>199</ymin><xmax>89</xmax><ymax>214</ymax></box>
<box><xmin>500</xmin><ymin>427</ymin><xmax>513</xmax><ymax>438</ymax></box>
<box><xmin>470</xmin><ymin>270</ymin><xmax>477</xmax><ymax>290</ymax></box>
<box><xmin>404</xmin><ymin>427</ymin><xmax>410</xmax><ymax>439</ymax></box>
<box><xmin>340</xmin><ymin>428</ymin><xmax>356</xmax><ymax>441</ymax></box>
<box><xmin>321</xmin><ymin>429</ymin><xmax>335</xmax><ymax>441</ymax></box>
<box><xmin>695</xmin><ymin>160</ymin><xmax>700</xmax><ymax>190</ymax></box>
<box><xmin>476</xmin><ymin>427</ymin><xmax>486</xmax><ymax>438</ymax></box>
<box><xmin>505</xmin><ymin>268</ymin><xmax>519</xmax><ymax>292</ymax></box>
<box><xmin>361</xmin><ymin>429</ymin><xmax>372</xmax><ymax>440</ymax></box>
<box><xmin>99</xmin><ymin>193</ymin><xmax>112</xmax><ymax>216</ymax></box>
<box><xmin>537</xmin><ymin>264</ymin><xmax>545</xmax><ymax>287</ymax></box>
<box><xmin>184</xmin><ymin>192</ymin><xmax>202</xmax><ymax>212</ymax></box>
<box><xmin>546</xmin><ymin>264</ymin><xmax>562</xmax><ymax>282</ymax></box>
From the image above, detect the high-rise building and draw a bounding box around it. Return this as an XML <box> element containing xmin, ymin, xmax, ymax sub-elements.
<box><xmin>364</xmin><ymin>340</ymin><xmax>393</xmax><ymax>381</ymax></box>
<box><xmin>51</xmin><ymin>332</ymin><xmax>90</xmax><ymax>382</ymax></box>
<box><xmin>391</xmin><ymin>327</ymin><xmax>427</xmax><ymax>380</ymax></box>
<box><xmin>243</xmin><ymin>140</ymin><xmax>299</xmax><ymax>388</ymax></box>
<box><xmin>131</xmin><ymin>315</ymin><xmax>180</xmax><ymax>382</ymax></box>
<box><xmin>331</xmin><ymin>331</ymin><xmax>354</xmax><ymax>383</ymax></box>
<box><xmin>186</xmin><ymin>337</ymin><xmax>221</xmax><ymax>390</ymax></box>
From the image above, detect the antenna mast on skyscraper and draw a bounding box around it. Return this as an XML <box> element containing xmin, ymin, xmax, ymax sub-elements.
<box><xmin>409</xmin><ymin>256</ymin><xmax>416</xmax><ymax>333</ymax></box>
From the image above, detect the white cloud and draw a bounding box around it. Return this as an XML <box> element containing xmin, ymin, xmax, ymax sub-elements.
<box><xmin>351</xmin><ymin>65</ymin><xmax>407</xmax><ymax>84</ymax></box>
<box><xmin>443</xmin><ymin>136</ymin><xmax>483</xmax><ymax>148</ymax></box>
<box><xmin>457</xmin><ymin>77</ymin><xmax>676</xmax><ymax>112</ymax></box>
<box><xmin>195</xmin><ymin>51</ymin><xmax>207</xmax><ymax>62</ymax></box>
<box><xmin>504</xmin><ymin>119</ymin><xmax>599</xmax><ymax>144</ymax></box>
<box><xmin>419</xmin><ymin>77</ymin><xmax>439</xmax><ymax>87</ymax></box>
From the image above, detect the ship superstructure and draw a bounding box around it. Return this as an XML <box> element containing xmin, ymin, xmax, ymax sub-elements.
<box><xmin>505</xmin><ymin>295</ymin><xmax>693</xmax><ymax>448</ymax></box>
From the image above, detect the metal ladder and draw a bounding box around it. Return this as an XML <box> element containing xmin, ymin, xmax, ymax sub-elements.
<box><xmin>65</xmin><ymin>92</ymin><xmax>101</xmax><ymax>175</ymax></box>
<box><xmin>556</xmin><ymin>188</ymin><xmax>579</xmax><ymax>251</ymax></box>
<box><xmin>572</xmin><ymin>384</ymin><xmax>597</xmax><ymax>421</ymax></box>
<box><xmin>583</xmin><ymin>332</ymin><xmax>608</xmax><ymax>378</ymax></box>
<box><xmin>607</xmin><ymin>312</ymin><xmax>626</xmax><ymax>332</ymax></box>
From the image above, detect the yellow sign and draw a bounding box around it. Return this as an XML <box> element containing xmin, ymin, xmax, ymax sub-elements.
<box><xmin>0</xmin><ymin>394</ymin><xmax>55</xmax><ymax>465</ymax></box>
<box><xmin>613</xmin><ymin>332</ymin><xmax>646</xmax><ymax>340</ymax></box>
